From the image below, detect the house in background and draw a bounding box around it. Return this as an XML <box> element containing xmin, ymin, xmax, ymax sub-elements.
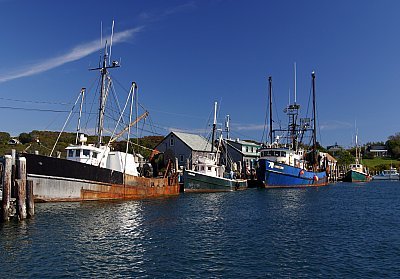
<box><xmin>155</xmin><ymin>131</ymin><xmax>215</xmax><ymax>169</ymax></box>
<box><xmin>8</xmin><ymin>138</ymin><xmax>21</xmax><ymax>145</ymax></box>
<box><xmin>222</xmin><ymin>138</ymin><xmax>261</xmax><ymax>175</ymax></box>
<box><xmin>326</xmin><ymin>142</ymin><xmax>343</xmax><ymax>156</ymax></box>
<box><xmin>368</xmin><ymin>145</ymin><xmax>388</xmax><ymax>157</ymax></box>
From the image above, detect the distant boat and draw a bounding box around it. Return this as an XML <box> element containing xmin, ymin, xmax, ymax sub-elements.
<box><xmin>183</xmin><ymin>102</ymin><xmax>247</xmax><ymax>192</ymax></box>
<box><xmin>372</xmin><ymin>168</ymin><xmax>399</xmax><ymax>180</ymax></box>
<box><xmin>256</xmin><ymin>71</ymin><xmax>328</xmax><ymax>188</ymax></box>
<box><xmin>21</xmin><ymin>38</ymin><xmax>179</xmax><ymax>202</ymax></box>
<box><xmin>343</xmin><ymin>132</ymin><xmax>371</xmax><ymax>183</ymax></box>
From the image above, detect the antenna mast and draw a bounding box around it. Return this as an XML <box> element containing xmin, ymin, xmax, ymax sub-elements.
<box><xmin>109</xmin><ymin>20</ymin><xmax>115</xmax><ymax>66</ymax></box>
<box><xmin>312</xmin><ymin>71</ymin><xmax>317</xmax><ymax>170</ymax></box>
<box><xmin>211</xmin><ymin>101</ymin><xmax>218</xmax><ymax>151</ymax></box>
<box><xmin>75</xmin><ymin>88</ymin><xmax>86</xmax><ymax>144</ymax></box>
<box><xmin>268</xmin><ymin>76</ymin><xmax>273</xmax><ymax>144</ymax></box>
<box><xmin>225</xmin><ymin>115</ymin><xmax>230</xmax><ymax>140</ymax></box>
<box><xmin>294</xmin><ymin>62</ymin><xmax>297</xmax><ymax>104</ymax></box>
<box><xmin>90</xmin><ymin>41</ymin><xmax>120</xmax><ymax>146</ymax></box>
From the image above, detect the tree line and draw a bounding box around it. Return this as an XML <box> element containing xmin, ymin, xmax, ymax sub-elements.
<box><xmin>0</xmin><ymin>130</ymin><xmax>163</xmax><ymax>159</ymax></box>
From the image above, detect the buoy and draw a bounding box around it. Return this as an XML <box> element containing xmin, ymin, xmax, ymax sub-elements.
<box><xmin>299</xmin><ymin>170</ymin><xmax>304</xmax><ymax>176</ymax></box>
<box><xmin>314</xmin><ymin>175</ymin><xmax>319</xmax><ymax>181</ymax></box>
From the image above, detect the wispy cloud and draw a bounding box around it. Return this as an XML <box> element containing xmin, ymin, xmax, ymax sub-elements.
<box><xmin>319</xmin><ymin>120</ymin><xmax>352</xmax><ymax>131</ymax></box>
<box><xmin>139</xmin><ymin>1</ymin><xmax>196</xmax><ymax>23</ymax></box>
<box><xmin>233</xmin><ymin>123</ymin><xmax>266</xmax><ymax>131</ymax></box>
<box><xmin>0</xmin><ymin>27</ymin><xmax>143</xmax><ymax>84</ymax></box>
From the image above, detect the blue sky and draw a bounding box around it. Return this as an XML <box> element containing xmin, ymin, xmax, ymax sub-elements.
<box><xmin>0</xmin><ymin>0</ymin><xmax>399</xmax><ymax>148</ymax></box>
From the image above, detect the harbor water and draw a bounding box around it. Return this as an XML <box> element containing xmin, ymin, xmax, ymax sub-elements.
<box><xmin>1</xmin><ymin>180</ymin><xmax>399</xmax><ymax>278</ymax></box>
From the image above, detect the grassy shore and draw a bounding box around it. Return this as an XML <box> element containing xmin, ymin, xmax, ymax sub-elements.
<box><xmin>362</xmin><ymin>157</ymin><xmax>400</xmax><ymax>172</ymax></box>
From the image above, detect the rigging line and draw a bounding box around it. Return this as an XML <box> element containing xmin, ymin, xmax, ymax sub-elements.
<box><xmin>137</xmin><ymin>106</ymin><xmax>207</xmax><ymax>121</ymax></box>
<box><xmin>0</xmin><ymin>106</ymin><xmax>69</xmax><ymax>113</ymax></box>
<box><xmin>0</xmin><ymin>96</ymin><xmax>71</xmax><ymax>105</ymax></box>
<box><xmin>83</xmin><ymin>75</ymin><xmax>102</xmax><ymax>131</ymax></box>
<box><xmin>261</xmin><ymin>79</ymin><xmax>270</xmax><ymax>143</ymax></box>
<box><xmin>272</xmin><ymin>84</ymin><xmax>281</xmax><ymax>130</ymax></box>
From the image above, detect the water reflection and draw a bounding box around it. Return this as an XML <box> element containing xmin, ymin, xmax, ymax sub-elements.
<box><xmin>0</xmin><ymin>182</ymin><xmax>399</xmax><ymax>278</ymax></box>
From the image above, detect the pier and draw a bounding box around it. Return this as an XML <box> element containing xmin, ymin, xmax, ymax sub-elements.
<box><xmin>1</xmin><ymin>154</ymin><xmax>35</xmax><ymax>222</ymax></box>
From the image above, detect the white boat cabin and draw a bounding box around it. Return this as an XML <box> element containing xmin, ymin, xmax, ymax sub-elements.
<box><xmin>193</xmin><ymin>152</ymin><xmax>225</xmax><ymax>178</ymax></box>
<box><xmin>259</xmin><ymin>146</ymin><xmax>305</xmax><ymax>169</ymax></box>
<box><xmin>348</xmin><ymin>162</ymin><xmax>367</xmax><ymax>174</ymax></box>
<box><xmin>65</xmin><ymin>134</ymin><xmax>139</xmax><ymax>176</ymax></box>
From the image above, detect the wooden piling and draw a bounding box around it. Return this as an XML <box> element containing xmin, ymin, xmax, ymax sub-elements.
<box><xmin>16</xmin><ymin>157</ymin><xmax>27</xmax><ymax>220</ymax></box>
<box><xmin>26</xmin><ymin>180</ymin><xmax>35</xmax><ymax>218</ymax></box>
<box><xmin>1</xmin><ymin>155</ymin><xmax>12</xmax><ymax>222</ymax></box>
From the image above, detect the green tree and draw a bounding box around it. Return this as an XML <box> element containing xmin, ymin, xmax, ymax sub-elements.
<box><xmin>386</xmin><ymin>132</ymin><xmax>400</xmax><ymax>159</ymax></box>
<box><xmin>0</xmin><ymin>132</ymin><xmax>10</xmax><ymax>143</ymax></box>
<box><xmin>18</xmin><ymin>132</ymin><xmax>33</xmax><ymax>144</ymax></box>
<box><xmin>331</xmin><ymin>149</ymin><xmax>355</xmax><ymax>167</ymax></box>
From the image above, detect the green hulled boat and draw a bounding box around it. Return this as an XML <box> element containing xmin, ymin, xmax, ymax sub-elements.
<box><xmin>343</xmin><ymin>166</ymin><xmax>371</xmax><ymax>182</ymax></box>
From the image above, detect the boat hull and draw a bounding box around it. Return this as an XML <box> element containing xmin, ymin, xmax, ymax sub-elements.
<box><xmin>372</xmin><ymin>175</ymin><xmax>400</xmax><ymax>181</ymax></box>
<box><xmin>22</xmin><ymin>153</ymin><xmax>179</xmax><ymax>202</ymax></box>
<box><xmin>343</xmin><ymin>170</ymin><xmax>371</xmax><ymax>182</ymax></box>
<box><xmin>256</xmin><ymin>159</ymin><xmax>328</xmax><ymax>188</ymax></box>
<box><xmin>183</xmin><ymin>170</ymin><xmax>247</xmax><ymax>192</ymax></box>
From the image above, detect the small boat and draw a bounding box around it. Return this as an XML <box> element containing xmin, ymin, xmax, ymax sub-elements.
<box><xmin>21</xmin><ymin>33</ymin><xmax>179</xmax><ymax>202</ymax></box>
<box><xmin>257</xmin><ymin>71</ymin><xmax>328</xmax><ymax>188</ymax></box>
<box><xmin>372</xmin><ymin>168</ymin><xmax>400</xmax><ymax>180</ymax></box>
<box><xmin>183</xmin><ymin>102</ymin><xmax>247</xmax><ymax>192</ymax></box>
<box><xmin>343</xmin><ymin>133</ymin><xmax>371</xmax><ymax>183</ymax></box>
<box><xmin>343</xmin><ymin>163</ymin><xmax>371</xmax><ymax>182</ymax></box>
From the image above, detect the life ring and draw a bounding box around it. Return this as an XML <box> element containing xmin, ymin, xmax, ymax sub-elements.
<box><xmin>314</xmin><ymin>175</ymin><xmax>319</xmax><ymax>181</ymax></box>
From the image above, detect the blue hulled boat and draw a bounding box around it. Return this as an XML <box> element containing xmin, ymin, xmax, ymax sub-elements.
<box><xmin>257</xmin><ymin>147</ymin><xmax>327</xmax><ymax>188</ymax></box>
<box><xmin>257</xmin><ymin>71</ymin><xmax>328</xmax><ymax>188</ymax></box>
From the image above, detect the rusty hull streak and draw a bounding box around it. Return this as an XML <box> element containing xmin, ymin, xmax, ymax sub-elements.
<box><xmin>81</xmin><ymin>176</ymin><xmax>180</xmax><ymax>201</ymax></box>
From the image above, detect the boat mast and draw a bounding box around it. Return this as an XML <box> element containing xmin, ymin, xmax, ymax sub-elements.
<box><xmin>75</xmin><ymin>88</ymin><xmax>86</xmax><ymax>144</ymax></box>
<box><xmin>90</xmin><ymin>43</ymin><xmax>120</xmax><ymax>146</ymax></box>
<box><xmin>268</xmin><ymin>76</ymin><xmax>273</xmax><ymax>144</ymax></box>
<box><xmin>312</xmin><ymin>71</ymin><xmax>317</xmax><ymax>171</ymax></box>
<box><xmin>211</xmin><ymin>101</ymin><xmax>217</xmax><ymax>152</ymax></box>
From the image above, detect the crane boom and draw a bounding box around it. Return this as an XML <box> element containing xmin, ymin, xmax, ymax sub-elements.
<box><xmin>109</xmin><ymin>111</ymin><xmax>149</xmax><ymax>144</ymax></box>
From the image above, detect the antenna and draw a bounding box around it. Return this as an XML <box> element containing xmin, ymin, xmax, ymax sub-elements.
<box><xmin>294</xmin><ymin>62</ymin><xmax>297</xmax><ymax>104</ymax></box>
<box><xmin>100</xmin><ymin>21</ymin><xmax>103</xmax><ymax>48</ymax></box>
<box><xmin>109</xmin><ymin>20</ymin><xmax>115</xmax><ymax>66</ymax></box>
<box><xmin>225</xmin><ymin>115</ymin><xmax>230</xmax><ymax>139</ymax></box>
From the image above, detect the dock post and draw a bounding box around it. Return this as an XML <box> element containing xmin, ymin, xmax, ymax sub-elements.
<box><xmin>26</xmin><ymin>180</ymin><xmax>35</xmax><ymax>218</ymax></box>
<box><xmin>1</xmin><ymin>155</ymin><xmax>12</xmax><ymax>222</ymax></box>
<box><xmin>16</xmin><ymin>157</ymin><xmax>27</xmax><ymax>220</ymax></box>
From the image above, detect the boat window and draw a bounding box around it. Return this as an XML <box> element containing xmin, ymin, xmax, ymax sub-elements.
<box><xmin>281</xmin><ymin>152</ymin><xmax>286</xmax><ymax>157</ymax></box>
<box><xmin>83</xmin><ymin>150</ymin><xmax>90</xmax><ymax>157</ymax></box>
<box><xmin>208</xmin><ymin>167</ymin><xmax>212</xmax><ymax>171</ymax></box>
<box><xmin>76</xmin><ymin>149</ymin><xmax>81</xmax><ymax>157</ymax></box>
<box><xmin>201</xmin><ymin>166</ymin><xmax>204</xmax><ymax>171</ymax></box>
<box><xmin>68</xmin><ymin>150</ymin><xmax>74</xmax><ymax>157</ymax></box>
<box><xmin>274</xmin><ymin>151</ymin><xmax>280</xmax><ymax>157</ymax></box>
<box><xmin>93</xmin><ymin>152</ymin><xmax>98</xmax><ymax>159</ymax></box>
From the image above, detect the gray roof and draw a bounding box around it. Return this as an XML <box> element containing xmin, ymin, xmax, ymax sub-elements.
<box><xmin>172</xmin><ymin>131</ymin><xmax>214</xmax><ymax>152</ymax></box>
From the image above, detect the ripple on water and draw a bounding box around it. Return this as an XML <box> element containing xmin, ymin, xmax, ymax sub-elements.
<box><xmin>0</xmin><ymin>182</ymin><xmax>400</xmax><ymax>278</ymax></box>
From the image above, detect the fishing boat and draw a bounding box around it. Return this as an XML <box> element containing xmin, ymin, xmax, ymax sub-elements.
<box><xmin>20</xmin><ymin>36</ymin><xmax>179</xmax><ymax>202</ymax></box>
<box><xmin>256</xmin><ymin>71</ymin><xmax>328</xmax><ymax>188</ymax></box>
<box><xmin>183</xmin><ymin>102</ymin><xmax>247</xmax><ymax>192</ymax></box>
<box><xmin>343</xmin><ymin>134</ymin><xmax>371</xmax><ymax>182</ymax></box>
<box><xmin>372</xmin><ymin>168</ymin><xmax>399</xmax><ymax>180</ymax></box>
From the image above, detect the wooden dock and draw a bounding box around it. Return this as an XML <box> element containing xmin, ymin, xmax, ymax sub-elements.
<box><xmin>1</xmin><ymin>155</ymin><xmax>35</xmax><ymax>222</ymax></box>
